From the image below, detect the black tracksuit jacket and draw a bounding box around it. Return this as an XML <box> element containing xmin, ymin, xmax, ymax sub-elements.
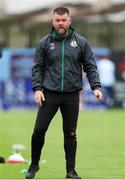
<box><xmin>32</xmin><ymin>27</ymin><xmax>101</xmax><ymax>93</ymax></box>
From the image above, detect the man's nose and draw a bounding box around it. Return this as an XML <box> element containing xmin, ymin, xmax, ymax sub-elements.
<box><xmin>59</xmin><ymin>21</ymin><xmax>63</xmax><ymax>25</ymax></box>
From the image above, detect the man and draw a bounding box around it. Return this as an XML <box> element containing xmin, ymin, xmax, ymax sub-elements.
<box><xmin>25</xmin><ymin>7</ymin><xmax>103</xmax><ymax>179</ymax></box>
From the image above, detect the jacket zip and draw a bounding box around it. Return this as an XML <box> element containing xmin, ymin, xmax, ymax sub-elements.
<box><xmin>61</xmin><ymin>40</ymin><xmax>65</xmax><ymax>92</ymax></box>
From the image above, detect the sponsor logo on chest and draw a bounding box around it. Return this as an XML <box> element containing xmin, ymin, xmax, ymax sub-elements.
<box><xmin>50</xmin><ymin>43</ymin><xmax>55</xmax><ymax>50</ymax></box>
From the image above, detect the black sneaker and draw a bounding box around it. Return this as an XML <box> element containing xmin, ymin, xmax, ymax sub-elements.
<box><xmin>25</xmin><ymin>164</ymin><xmax>39</xmax><ymax>179</ymax></box>
<box><xmin>65</xmin><ymin>169</ymin><xmax>82</xmax><ymax>179</ymax></box>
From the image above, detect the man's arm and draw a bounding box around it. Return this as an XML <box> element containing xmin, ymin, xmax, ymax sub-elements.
<box><xmin>82</xmin><ymin>41</ymin><xmax>101</xmax><ymax>90</ymax></box>
<box><xmin>81</xmin><ymin>40</ymin><xmax>103</xmax><ymax>100</ymax></box>
<box><xmin>32</xmin><ymin>38</ymin><xmax>46</xmax><ymax>105</ymax></box>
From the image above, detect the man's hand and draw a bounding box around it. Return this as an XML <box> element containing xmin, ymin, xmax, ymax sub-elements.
<box><xmin>34</xmin><ymin>90</ymin><xmax>45</xmax><ymax>106</ymax></box>
<box><xmin>93</xmin><ymin>89</ymin><xmax>103</xmax><ymax>101</ymax></box>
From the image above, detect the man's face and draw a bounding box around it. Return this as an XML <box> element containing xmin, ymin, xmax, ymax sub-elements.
<box><xmin>52</xmin><ymin>13</ymin><xmax>72</xmax><ymax>36</ymax></box>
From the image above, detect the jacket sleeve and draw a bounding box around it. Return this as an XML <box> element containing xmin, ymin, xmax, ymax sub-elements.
<box><xmin>81</xmin><ymin>40</ymin><xmax>101</xmax><ymax>90</ymax></box>
<box><xmin>32</xmin><ymin>39</ymin><xmax>46</xmax><ymax>92</ymax></box>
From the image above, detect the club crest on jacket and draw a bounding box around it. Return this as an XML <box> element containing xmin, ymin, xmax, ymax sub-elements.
<box><xmin>70</xmin><ymin>40</ymin><xmax>78</xmax><ymax>47</ymax></box>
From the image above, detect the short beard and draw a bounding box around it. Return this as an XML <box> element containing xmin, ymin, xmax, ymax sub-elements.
<box><xmin>56</xmin><ymin>28</ymin><xmax>68</xmax><ymax>37</ymax></box>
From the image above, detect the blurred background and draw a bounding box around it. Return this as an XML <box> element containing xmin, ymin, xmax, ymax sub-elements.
<box><xmin>0</xmin><ymin>0</ymin><xmax>125</xmax><ymax>179</ymax></box>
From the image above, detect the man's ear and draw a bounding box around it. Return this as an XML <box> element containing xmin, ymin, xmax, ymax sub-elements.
<box><xmin>70</xmin><ymin>17</ymin><xmax>72</xmax><ymax>25</ymax></box>
<box><xmin>51</xmin><ymin>19</ymin><xmax>53</xmax><ymax>24</ymax></box>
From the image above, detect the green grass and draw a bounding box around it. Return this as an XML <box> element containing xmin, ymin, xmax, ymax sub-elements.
<box><xmin>0</xmin><ymin>109</ymin><xmax>125</xmax><ymax>179</ymax></box>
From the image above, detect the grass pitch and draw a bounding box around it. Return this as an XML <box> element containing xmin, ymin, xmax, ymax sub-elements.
<box><xmin>0</xmin><ymin>109</ymin><xmax>125</xmax><ymax>179</ymax></box>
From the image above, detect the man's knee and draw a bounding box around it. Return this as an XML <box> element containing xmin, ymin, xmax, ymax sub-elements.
<box><xmin>64</xmin><ymin>130</ymin><xmax>76</xmax><ymax>138</ymax></box>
